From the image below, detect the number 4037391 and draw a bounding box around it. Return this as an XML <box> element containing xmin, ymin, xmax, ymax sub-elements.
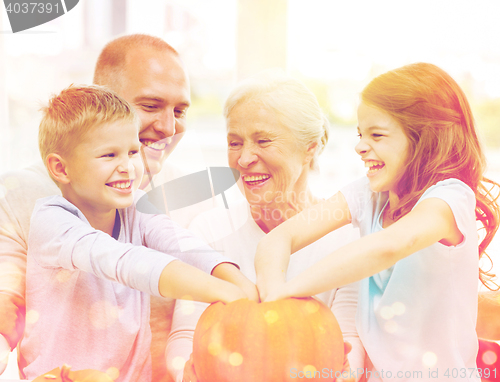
<box><xmin>443</xmin><ymin>368</ymin><xmax>496</xmax><ymax>379</ymax></box>
<box><xmin>5</xmin><ymin>2</ymin><xmax>61</xmax><ymax>14</ymax></box>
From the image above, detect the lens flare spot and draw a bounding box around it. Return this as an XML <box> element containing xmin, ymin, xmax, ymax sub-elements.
<box><xmin>392</xmin><ymin>301</ymin><xmax>406</xmax><ymax>315</ymax></box>
<box><xmin>482</xmin><ymin>350</ymin><xmax>498</xmax><ymax>365</ymax></box>
<box><xmin>171</xmin><ymin>356</ymin><xmax>186</xmax><ymax>371</ymax></box>
<box><xmin>106</xmin><ymin>367</ymin><xmax>120</xmax><ymax>380</ymax></box>
<box><xmin>264</xmin><ymin>309</ymin><xmax>279</xmax><ymax>324</ymax></box>
<box><xmin>384</xmin><ymin>320</ymin><xmax>398</xmax><ymax>333</ymax></box>
<box><xmin>56</xmin><ymin>269</ymin><xmax>72</xmax><ymax>283</ymax></box>
<box><xmin>422</xmin><ymin>352</ymin><xmax>437</xmax><ymax>367</ymax></box>
<box><xmin>303</xmin><ymin>365</ymin><xmax>317</xmax><ymax>377</ymax></box>
<box><xmin>208</xmin><ymin>342</ymin><xmax>222</xmax><ymax>356</ymax></box>
<box><xmin>26</xmin><ymin>310</ymin><xmax>39</xmax><ymax>324</ymax></box>
<box><xmin>380</xmin><ymin>306</ymin><xmax>394</xmax><ymax>320</ymax></box>
<box><xmin>180</xmin><ymin>300</ymin><xmax>195</xmax><ymax>315</ymax></box>
<box><xmin>305</xmin><ymin>300</ymin><xmax>320</xmax><ymax>314</ymax></box>
<box><xmin>229</xmin><ymin>352</ymin><xmax>243</xmax><ymax>366</ymax></box>
<box><xmin>89</xmin><ymin>301</ymin><xmax>119</xmax><ymax>329</ymax></box>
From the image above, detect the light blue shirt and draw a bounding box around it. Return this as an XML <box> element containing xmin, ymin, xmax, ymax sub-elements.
<box><xmin>341</xmin><ymin>178</ymin><xmax>479</xmax><ymax>381</ymax></box>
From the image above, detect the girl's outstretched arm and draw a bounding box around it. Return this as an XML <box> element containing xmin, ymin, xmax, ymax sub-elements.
<box><xmin>262</xmin><ymin>196</ymin><xmax>461</xmax><ymax>301</ymax></box>
<box><xmin>255</xmin><ymin>192</ymin><xmax>352</xmax><ymax>301</ymax></box>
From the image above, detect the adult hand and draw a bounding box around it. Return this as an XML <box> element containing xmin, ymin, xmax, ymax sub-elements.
<box><xmin>336</xmin><ymin>342</ymin><xmax>356</xmax><ymax>382</ymax></box>
<box><xmin>0</xmin><ymin>334</ymin><xmax>10</xmax><ymax>375</ymax></box>
<box><xmin>182</xmin><ymin>354</ymin><xmax>198</xmax><ymax>382</ymax></box>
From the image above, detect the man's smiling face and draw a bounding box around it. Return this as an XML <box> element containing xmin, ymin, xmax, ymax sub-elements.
<box><xmin>116</xmin><ymin>47</ymin><xmax>191</xmax><ymax>188</ymax></box>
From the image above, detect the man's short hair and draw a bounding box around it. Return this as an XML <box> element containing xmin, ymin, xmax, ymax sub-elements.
<box><xmin>39</xmin><ymin>85</ymin><xmax>139</xmax><ymax>162</ymax></box>
<box><xmin>93</xmin><ymin>34</ymin><xmax>179</xmax><ymax>90</ymax></box>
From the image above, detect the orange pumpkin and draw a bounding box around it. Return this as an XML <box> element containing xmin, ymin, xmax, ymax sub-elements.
<box><xmin>193</xmin><ymin>297</ymin><xmax>344</xmax><ymax>382</ymax></box>
<box><xmin>32</xmin><ymin>365</ymin><xmax>114</xmax><ymax>382</ymax></box>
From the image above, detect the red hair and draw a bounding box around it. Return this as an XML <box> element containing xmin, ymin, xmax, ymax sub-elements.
<box><xmin>361</xmin><ymin>62</ymin><xmax>500</xmax><ymax>289</ymax></box>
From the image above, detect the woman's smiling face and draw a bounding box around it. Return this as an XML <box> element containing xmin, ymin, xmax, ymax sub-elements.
<box><xmin>355</xmin><ymin>102</ymin><xmax>410</xmax><ymax>194</ymax></box>
<box><xmin>227</xmin><ymin>100</ymin><xmax>312</xmax><ymax>208</ymax></box>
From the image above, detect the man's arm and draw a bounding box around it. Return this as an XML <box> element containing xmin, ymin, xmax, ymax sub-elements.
<box><xmin>0</xmin><ymin>164</ymin><xmax>61</xmax><ymax>365</ymax></box>
<box><xmin>0</xmin><ymin>178</ymin><xmax>29</xmax><ymax>359</ymax></box>
<box><xmin>477</xmin><ymin>291</ymin><xmax>500</xmax><ymax>340</ymax></box>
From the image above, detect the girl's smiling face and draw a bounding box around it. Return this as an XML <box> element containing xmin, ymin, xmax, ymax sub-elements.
<box><xmin>355</xmin><ymin>102</ymin><xmax>410</xmax><ymax>195</ymax></box>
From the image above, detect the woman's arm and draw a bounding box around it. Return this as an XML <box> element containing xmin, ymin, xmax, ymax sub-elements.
<box><xmin>255</xmin><ymin>192</ymin><xmax>352</xmax><ymax>301</ymax></box>
<box><xmin>330</xmin><ymin>282</ymin><xmax>364</xmax><ymax>378</ymax></box>
<box><xmin>266</xmin><ymin>197</ymin><xmax>460</xmax><ymax>300</ymax></box>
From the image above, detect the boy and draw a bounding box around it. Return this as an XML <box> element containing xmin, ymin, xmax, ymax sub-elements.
<box><xmin>20</xmin><ymin>85</ymin><xmax>254</xmax><ymax>381</ymax></box>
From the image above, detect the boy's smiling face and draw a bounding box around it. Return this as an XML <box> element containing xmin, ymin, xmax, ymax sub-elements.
<box><xmin>62</xmin><ymin>120</ymin><xmax>144</xmax><ymax>218</ymax></box>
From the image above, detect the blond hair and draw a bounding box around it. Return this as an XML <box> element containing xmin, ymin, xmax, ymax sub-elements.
<box><xmin>39</xmin><ymin>85</ymin><xmax>139</xmax><ymax>163</ymax></box>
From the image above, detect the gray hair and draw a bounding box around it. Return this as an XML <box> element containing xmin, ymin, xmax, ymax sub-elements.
<box><xmin>223</xmin><ymin>70</ymin><xmax>329</xmax><ymax>170</ymax></box>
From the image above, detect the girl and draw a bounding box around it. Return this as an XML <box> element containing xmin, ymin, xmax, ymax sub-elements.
<box><xmin>255</xmin><ymin>63</ymin><xmax>499</xmax><ymax>380</ymax></box>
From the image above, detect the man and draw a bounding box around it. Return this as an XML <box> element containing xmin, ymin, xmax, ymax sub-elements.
<box><xmin>0</xmin><ymin>34</ymin><xmax>191</xmax><ymax>382</ymax></box>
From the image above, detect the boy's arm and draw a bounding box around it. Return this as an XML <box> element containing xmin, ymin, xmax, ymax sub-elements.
<box><xmin>158</xmin><ymin>260</ymin><xmax>246</xmax><ymax>303</ymax></box>
<box><xmin>141</xmin><ymin>213</ymin><xmax>258</xmax><ymax>300</ymax></box>
<box><xmin>30</xmin><ymin>199</ymin><xmax>248</xmax><ymax>302</ymax></box>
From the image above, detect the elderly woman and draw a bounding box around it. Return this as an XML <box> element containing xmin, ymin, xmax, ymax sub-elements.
<box><xmin>165</xmin><ymin>72</ymin><xmax>363</xmax><ymax>381</ymax></box>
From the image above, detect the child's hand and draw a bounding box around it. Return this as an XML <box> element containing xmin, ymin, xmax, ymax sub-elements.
<box><xmin>211</xmin><ymin>263</ymin><xmax>259</xmax><ymax>302</ymax></box>
<box><xmin>220</xmin><ymin>283</ymin><xmax>248</xmax><ymax>304</ymax></box>
<box><xmin>0</xmin><ymin>335</ymin><xmax>9</xmax><ymax>375</ymax></box>
<box><xmin>240</xmin><ymin>281</ymin><xmax>260</xmax><ymax>302</ymax></box>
